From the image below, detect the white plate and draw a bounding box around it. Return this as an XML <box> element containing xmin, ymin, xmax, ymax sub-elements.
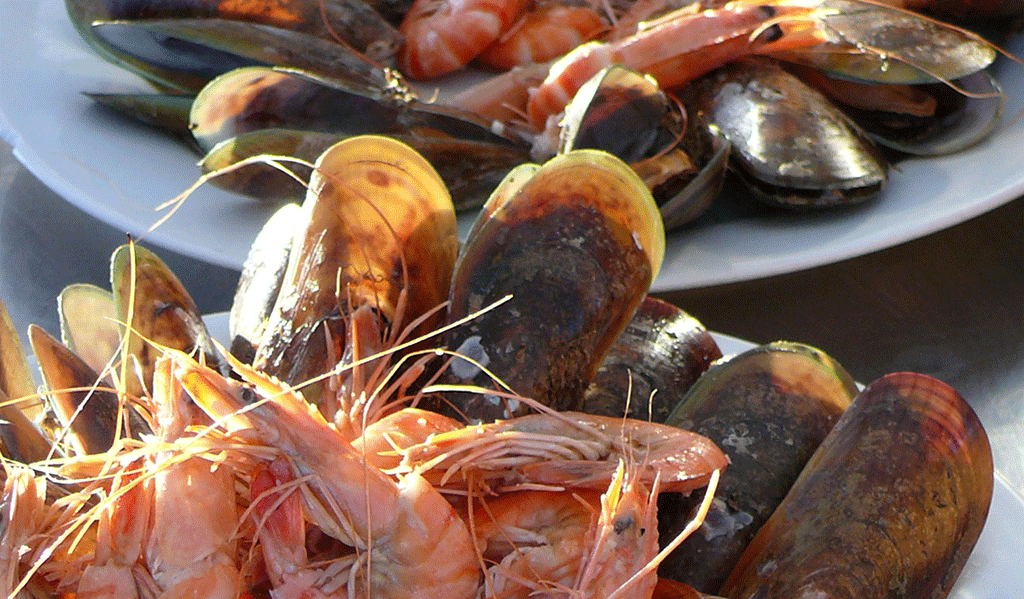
<box><xmin>3</xmin><ymin>0</ymin><xmax>1024</xmax><ymax>291</ymax></box>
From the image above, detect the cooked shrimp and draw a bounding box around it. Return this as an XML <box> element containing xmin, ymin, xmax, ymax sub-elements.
<box><xmin>2</xmin><ymin>465</ymin><xmax>51</xmax><ymax>598</ymax></box>
<box><xmin>472</xmin><ymin>460</ymin><xmax>721</xmax><ymax>599</ymax></box>
<box><xmin>352</xmin><ymin>407</ymin><xmax>463</xmax><ymax>472</ymax></box>
<box><xmin>525</xmin><ymin>1</ymin><xmax>800</xmax><ymax>128</ymax></box>
<box><xmin>2</xmin><ymin>461</ymin><xmax>99</xmax><ymax>599</ymax></box>
<box><xmin>399</xmin><ymin>0</ymin><xmax>535</xmax><ymax>78</ymax></box>
<box><xmin>473</xmin><ymin>489</ymin><xmax>606</xmax><ymax>598</ymax></box>
<box><xmin>76</xmin><ymin>458</ymin><xmax>152</xmax><ymax>599</ymax></box>
<box><xmin>510</xmin><ymin>0</ymin><xmax>1004</xmax><ymax>130</ymax></box>
<box><xmin>175</xmin><ymin>353</ymin><xmax>481</xmax><ymax>599</ymax></box>
<box><xmin>476</xmin><ymin>2</ymin><xmax>608</xmax><ymax>70</ymax></box>
<box><xmin>395</xmin><ymin>406</ymin><xmax>728</xmax><ymax>494</ymax></box>
<box><xmin>73</xmin><ymin>356</ymin><xmax>242</xmax><ymax>599</ymax></box>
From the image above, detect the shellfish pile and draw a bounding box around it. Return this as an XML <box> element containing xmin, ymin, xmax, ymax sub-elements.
<box><xmin>0</xmin><ymin>136</ymin><xmax>994</xmax><ymax>599</ymax></box>
<box><xmin>64</xmin><ymin>0</ymin><xmax>1022</xmax><ymax>228</ymax></box>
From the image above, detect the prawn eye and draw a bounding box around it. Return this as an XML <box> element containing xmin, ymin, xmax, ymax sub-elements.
<box><xmin>614</xmin><ymin>515</ymin><xmax>636</xmax><ymax>534</ymax></box>
<box><xmin>241</xmin><ymin>385</ymin><xmax>258</xmax><ymax>405</ymax></box>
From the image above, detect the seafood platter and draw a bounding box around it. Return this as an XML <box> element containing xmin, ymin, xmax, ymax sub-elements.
<box><xmin>2</xmin><ymin>0</ymin><xmax>1024</xmax><ymax>289</ymax></box>
<box><xmin>0</xmin><ymin>133</ymin><xmax>1013</xmax><ymax>598</ymax></box>
<box><xmin>0</xmin><ymin>1</ymin><xmax>1022</xmax><ymax>597</ymax></box>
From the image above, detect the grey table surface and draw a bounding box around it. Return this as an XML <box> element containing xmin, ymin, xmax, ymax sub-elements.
<box><xmin>2</xmin><ymin>137</ymin><xmax>1023</xmax><ymax>502</ymax></box>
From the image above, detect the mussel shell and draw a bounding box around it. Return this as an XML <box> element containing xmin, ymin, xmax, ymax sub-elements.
<box><xmin>91</xmin><ymin>18</ymin><xmax>390</xmax><ymax>92</ymax></box>
<box><xmin>199</xmin><ymin>128</ymin><xmax>530</xmax><ymax>210</ymax></box>
<box><xmin>110</xmin><ymin>243</ymin><xmax>225</xmax><ymax>398</ymax></box>
<box><xmin>687</xmin><ymin>58</ymin><xmax>887</xmax><ymax>209</ymax></box>
<box><xmin>116</xmin><ymin>0</ymin><xmax>397</xmax><ymax>61</ymax></box>
<box><xmin>658</xmin><ymin>341</ymin><xmax>857</xmax><ymax>594</ymax></box>
<box><xmin>829</xmin><ymin>71</ymin><xmax>1005</xmax><ymax>157</ymax></box>
<box><xmin>253</xmin><ymin>135</ymin><xmax>458</xmax><ymax>389</ymax></box>
<box><xmin>440</xmin><ymin>150</ymin><xmax>664</xmax><ymax>421</ymax></box>
<box><xmin>190</xmin><ymin>66</ymin><xmax>517</xmax><ymax>152</ymax></box>
<box><xmin>84</xmin><ymin>92</ymin><xmax>200</xmax><ymax>152</ymax></box>
<box><xmin>58</xmin><ymin>284</ymin><xmax>121</xmax><ymax>377</ymax></box>
<box><xmin>581</xmin><ymin>296</ymin><xmax>721</xmax><ymax>422</ymax></box>
<box><xmin>229</xmin><ymin>202</ymin><xmax>301</xmax><ymax>363</ymax></box>
<box><xmin>653</xmin><ymin>125</ymin><xmax>730</xmax><ymax>231</ymax></box>
<box><xmin>559</xmin><ymin>64</ymin><xmax>676</xmax><ymax>163</ymax></box>
<box><xmin>0</xmin><ymin>300</ymin><xmax>52</xmax><ymax>464</ymax></box>
<box><xmin>765</xmin><ymin>0</ymin><xmax>998</xmax><ymax>85</ymax></box>
<box><xmin>558</xmin><ymin>64</ymin><xmax>724</xmax><ymax>228</ymax></box>
<box><xmin>65</xmin><ymin>0</ymin><xmax>208</xmax><ymax>92</ymax></box>
<box><xmin>70</xmin><ymin>0</ymin><xmax>402</xmax><ymax>63</ymax></box>
<box><xmin>29</xmin><ymin>325</ymin><xmax>151</xmax><ymax>456</ymax></box>
<box><xmin>719</xmin><ymin>371</ymin><xmax>993</xmax><ymax>599</ymax></box>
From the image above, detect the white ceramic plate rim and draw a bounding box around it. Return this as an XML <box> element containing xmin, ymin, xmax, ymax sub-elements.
<box><xmin>2</xmin><ymin>0</ymin><xmax>1023</xmax><ymax>292</ymax></box>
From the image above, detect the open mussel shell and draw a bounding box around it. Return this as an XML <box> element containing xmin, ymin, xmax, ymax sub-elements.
<box><xmin>687</xmin><ymin>58</ymin><xmax>888</xmax><ymax>209</ymax></box>
<box><xmin>90</xmin><ymin>18</ymin><xmax>390</xmax><ymax>93</ymax></box>
<box><xmin>765</xmin><ymin>0</ymin><xmax>998</xmax><ymax>85</ymax></box>
<box><xmin>28</xmin><ymin>325</ymin><xmax>151</xmax><ymax>456</ymax></box>
<box><xmin>0</xmin><ymin>300</ymin><xmax>52</xmax><ymax>464</ymax></box>
<box><xmin>229</xmin><ymin>203</ymin><xmax>301</xmax><ymax>363</ymax></box>
<box><xmin>658</xmin><ymin>341</ymin><xmax>858</xmax><ymax>594</ymax></box>
<box><xmin>191</xmin><ymin>66</ymin><xmax>517</xmax><ymax>153</ymax></box>
<box><xmin>65</xmin><ymin>0</ymin><xmax>208</xmax><ymax>92</ymax></box>
<box><xmin>58</xmin><ymin>284</ymin><xmax>121</xmax><ymax>377</ymax></box>
<box><xmin>719</xmin><ymin>371</ymin><xmax>993</xmax><ymax>599</ymax></box>
<box><xmin>558</xmin><ymin>64</ymin><xmax>725</xmax><ymax>229</ymax></box>
<box><xmin>68</xmin><ymin>0</ymin><xmax>402</xmax><ymax>63</ymax></box>
<box><xmin>816</xmin><ymin>70</ymin><xmax>1006</xmax><ymax>157</ymax></box>
<box><xmin>440</xmin><ymin>149</ymin><xmax>664</xmax><ymax>421</ymax></box>
<box><xmin>652</xmin><ymin>124</ymin><xmax>730</xmax><ymax>231</ymax></box>
<box><xmin>110</xmin><ymin>243</ymin><xmax>225</xmax><ymax>398</ymax></box>
<box><xmin>581</xmin><ymin>297</ymin><xmax>721</xmax><ymax>422</ymax></box>
<box><xmin>559</xmin><ymin>64</ymin><xmax>675</xmax><ymax>163</ymax></box>
<box><xmin>252</xmin><ymin>135</ymin><xmax>458</xmax><ymax>390</ymax></box>
<box><xmin>200</xmin><ymin>128</ymin><xmax>530</xmax><ymax>209</ymax></box>
<box><xmin>191</xmin><ymin>66</ymin><xmax>529</xmax><ymax>208</ymax></box>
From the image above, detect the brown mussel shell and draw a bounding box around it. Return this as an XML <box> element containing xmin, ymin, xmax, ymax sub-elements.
<box><xmin>229</xmin><ymin>202</ymin><xmax>301</xmax><ymax>363</ymax></box>
<box><xmin>558</xmin><ymin>64</ymin><xmax>725</xmax><ymax>229</ymax></box>
<box><xmin>68</xmin><ymin>0</ymin><xmax>402</xmax><ymax>64</ymax></box>
<box><xmin>440</xmin><ymin>149</ymin><xmax>664</xmax><ymax>422</ymax></box>
<box><xmin>28</xmin><ymin>325</ymin><xmax>151</xmax><ymax>456</ymax></box>
<box><xmin>0</xmin><ymin>300</ymin><xmax>52</xmax><ymax>464</ymax></box>
<box><xmin>808</xmin><ymin>69</ymin><xmax>1006</xmax><ymax>157</ymax></box>
<box><xmin>191</xmin><ymin>66</ymin><xmax>529</xmax><ymax>208</ymax></box>
<box><xmin>685</xmin><ymin>58</ymin><xmax>888</xmax><ymax>209</ymax></box>
<box><xmin>110</xmin><ymin>243</ymin><xmax>225</xmax><ymax>398</ymax></box>
<box><xmin>581</xmin><ymin>296</ymin><xmax>721</xmax><ymax>422</ymax></box>
<box><xmin>252</xmin><ymin>135</ymin><xmax>458</xmax><ymax>393</ymax></box>
<box><xmin>658</xmin><ymin>341</ymin><xmax>858</xmax><ymax>594</ymax></box>
<box><xmin>719</xmin><ymin>371</ymin><xmax>993</xmax><ymax>599</ymax></box>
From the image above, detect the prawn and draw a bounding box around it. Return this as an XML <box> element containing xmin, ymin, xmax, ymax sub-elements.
<box><xmin>399</xmin><ymin>0</ymin><xmax>536</xmax><ymax>78</ymax></box>
<box><xmin>74</xmin><ymin>355</ymin><xmax>242</xmax><ymax>599</ymax></box>
<box><xmin>142</xmin><ymin>356</ymin><xmax>241</xmax><ymax>599</ymax></box>
<box><xmin>471</xmin><ymin>460</ymin><xmax>722</xmax><ymax>599</ymax></box>
<box><xmin>393</xmin><ymin>400</ymin><xmax>729</xmax><ymax>494</ymax></box>
<box><xmin>475</xmin><ymin>1</ymin><xmax>609</xmax><ymax>70</ymax></box>
<box><xmin>175</xmin><ymin>351</ymin><xmax>481</xmax><ymax>599</ymax></box>
<box><xmin>448</xmin><ymin>0</ymin><xmax>1004</xmax><ymax>132</ymax></box>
